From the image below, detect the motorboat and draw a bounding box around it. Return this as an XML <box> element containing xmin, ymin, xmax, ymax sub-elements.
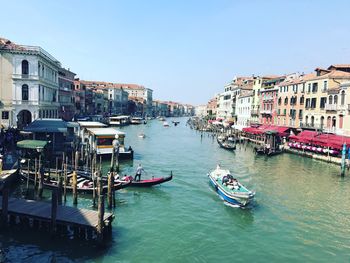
<box><xmin>208</xmin><ymin>165</ymin><xmax>255</xmax><ymax>207</ymax></box>
<box><xmin>130</xmin><ymin>117</ymin><xmax>143</xmax><ymax>125</ymax></box>
<box><xmin>138</xmin><ymin>133</ymin><xmax>146</xmax><ymax>138</ymax></box>
<box><xmin>163</xmin><ymin>121</ymin><xmax>170</xmax><ymax>127</ymax></box>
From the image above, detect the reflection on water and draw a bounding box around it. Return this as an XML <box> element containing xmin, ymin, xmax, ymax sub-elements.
<box><xmin>4</xmin><ymin>117</ymin><xmax>350</xmax><ymax>262</ymax></box>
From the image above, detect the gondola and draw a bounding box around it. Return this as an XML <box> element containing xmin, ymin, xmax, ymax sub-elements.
<box><xmin>217</xmin><ymin>138</ymin><xmax>236</xmax><ymax>151</ymax></box>
<box><xmin>254</xmin><ymin>146</ymin><xmax>283</xmax><ymax>156</ymax></box>
<box><xmin>123</xmin><ymin>173</ymin><xmax>173</xmax><ymax>187</ymax></box>
<box><xmin>21</xmin><ymin>170</ymin><xmax>132</xmax><ymax>194</ymax></box>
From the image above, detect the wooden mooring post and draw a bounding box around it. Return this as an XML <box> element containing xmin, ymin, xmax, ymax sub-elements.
<box><xmin>51</xmin><ymin>189</ymin><xmax>58</xmax><ymax>235</ymax></box>
<box><xmin>57</xmin><ymin>156</ymin><xmax>63</xmax><ymax>205</ymax></box>
<box><xmin>72</xmin><ymin>151</ymin><xmax>78</xmax><ymax>205</ymax></box>
<box><xmin>1</xmin><ymin>188</ymin><xmax>9</xmax><ymax>227</ymax></box>
<box><xmin>341</xmin><ymin>143</ymin><xmax>346</xmax><ymax>177</ymax></box>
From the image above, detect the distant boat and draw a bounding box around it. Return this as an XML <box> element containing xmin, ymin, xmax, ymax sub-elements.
<box><xmin>163</xmin><ymin>121</ymin><xmax>170</xmax><ymax>127</ymax></box>
<box><xmin>138</xmin><ymin>133</ymin><xmax>146</xmax><ymax>138</ymax></box>
<box><xmin>159</xmin><ymin>117</ymin><xmax>166</xmax><ymax>121</ymax></box>
<box><xmin>172</xmin><ymin>121</ymin><xmax>180</xmax><ymax>126</ymax></box>
<box><xmin>208</xmin><ymin>165</ymin><xmax>255</xmax><ymax>207</ymax></box>
<box><xmin>130</xmin><ymin>117</ymin><xmax>143</xmax><ymax>125</ymax></box>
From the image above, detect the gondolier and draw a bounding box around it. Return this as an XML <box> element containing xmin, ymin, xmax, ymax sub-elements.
<box><xmin>134</xmin><ymin>164</ymin><xmax>145</xmax><ymax>181</ymax></box>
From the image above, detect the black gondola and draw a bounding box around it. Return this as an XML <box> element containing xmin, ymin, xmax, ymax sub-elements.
<box><xmin>217</xmin><ymin>138</ymin><xmax>236</xmax><ymax>151</ymax></box>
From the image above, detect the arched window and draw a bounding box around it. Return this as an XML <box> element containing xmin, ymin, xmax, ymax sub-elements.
<box><xmin>305</xmin><ymin>115</ymin><xmax>309</xmax><ymax>125</ymax></box>
<box><xmin>21</xmin><ymin>60</ymin><xmax>29</xmax><ymax>75</ymax></box>
<box><xmin>341</xmin><ymin>90</ymin><xmax>345</xmax><ymax>105</ymax></box>
<box><xmin>332</xmin><ymin>116</ymin><xmax>336</xmax><ymax>128</ymax></box>
<box><xmin>328</xmin><ymin>95</ymin><xmax>333</xmax><ymax>104</ymax></box>
<box><xmin>284</xmin><ymin>97</ymin><xmax>288</xmax><ymax>105</ymax></box>
<box><xmin>320</xmin><ymin>116</ymin><xmax>324</xmax><ymax>129</ymax></box>
<box><xmin>311</xmin><ymin>116</ymin><xmax>315</xmax><ymax>127</ymax></box>
<box><xmin>22</xmin><ymin>84</ymin><xmax>29</xmax><ymax>101</ymax></box>
<box><xmin>278</xmin><ymin>97</ymin><xmax>282</xmax><ymax>105</ymax></box>
<box><xmin>334</xmin><ymin>95</ymin><xmax>338</xmax><ymax>104</ymax></box>
<box><xmin>300</xmin><ymin>95</ymin><xmax>304</xmax><ymax>105</ymax></box>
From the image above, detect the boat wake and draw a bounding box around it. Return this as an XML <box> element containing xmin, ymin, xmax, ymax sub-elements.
<box><xmin>224</xmin><ymin>201</ymin><xmax>241</xmax><ymax>208</ymax></box>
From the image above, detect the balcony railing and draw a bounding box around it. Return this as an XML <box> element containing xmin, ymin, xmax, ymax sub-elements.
<box><xmin>325</xmin><ymin>103</ymin><xmax>337</xmax><ymax>111</ymax></box>
<box><xmin>12</xmin><ymin>74</ymin><xmax>39</xmax><ymax>80</ymax></box>
<box><xmin>300</xmin><ymin>122</ymin><xmax>324</xmax><ymax>130</ymax></box>
<box><xmin>260</xmin><ymin>109</ymin><xmax>272</xmax><ymax>115</ymax></box>
<box><xmin>251</xmin><ymin>109</ymin><xmax>260</xmax><ymax>116</ymax></box>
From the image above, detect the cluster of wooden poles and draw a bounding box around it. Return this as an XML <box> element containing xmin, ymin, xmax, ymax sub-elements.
<box><xmin>1</xmin><ymin>148</ymin><xmax>121</xmax><ymax>243</ymax></box>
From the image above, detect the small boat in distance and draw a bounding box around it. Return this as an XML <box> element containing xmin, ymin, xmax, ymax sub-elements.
<box><xmin>138</xmin><ymin>133</ymin><xmax>146</xmax><ymax>138</ymax></box>
<box><xmin>159</xmin><ymin>117</ymin><xmax>166</xmax><ymax>121</ymax></box>
<box><xmin>108</xmin><ymin>115</ymin><xmax>130</xmax><ymax>126</ymax></box>
<box><xmin>208</xmin><ymin>165</ymin><xmax>255</xmax><ymax>207</ymax></box>
<box><xmin>163</xmin><ymin>121</ymin><xmax>170</xmax><ymax>127</ymax></box>
<box><xmin>130</xmin><ymin>117</ymin><xmax>143</xmax><ymax>125</ymax></box>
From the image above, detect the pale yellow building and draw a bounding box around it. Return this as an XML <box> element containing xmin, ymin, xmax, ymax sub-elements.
<box><xmin>303</xmin><ymin>68</ymin><xmax>350</xmax><ymax>134</ymax></box>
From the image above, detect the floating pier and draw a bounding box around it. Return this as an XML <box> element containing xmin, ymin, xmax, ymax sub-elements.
<box><xmin>0</xmin><ymin>189</ymin><xmax>114</xmax><ymax>243</ymax></box>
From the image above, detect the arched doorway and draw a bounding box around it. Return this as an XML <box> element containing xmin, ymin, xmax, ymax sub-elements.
<box><xmin>17</xmin><ymin>110</ymin><xmax>32</xmax><ymax>129</ymax></box>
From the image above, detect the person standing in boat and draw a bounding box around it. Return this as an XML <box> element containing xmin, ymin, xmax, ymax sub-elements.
<box><xmin>134</xmin><ymin>164</ymin><xmax>145</xmax><ymax>181</ymax></box>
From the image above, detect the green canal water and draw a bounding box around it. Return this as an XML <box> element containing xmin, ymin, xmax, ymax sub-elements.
<box><xmin>2</xmin><ymin>117</ymin><xmax>350</xmax><ymax>262</ymax></box>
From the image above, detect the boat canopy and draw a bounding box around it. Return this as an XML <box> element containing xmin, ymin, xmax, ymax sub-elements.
<box><xmin>86</xmin><ymin>127</ymin><xmax>125</xmax><ymax>136</ymax></box>
<box><xmin>77</xmin><ymin>121</ymin><xmax>107</xmax><ymax>128</ymax></box>
<box><xmin>24</xmin><ymin>119</ymin><xmax>69</xmax><ymax>133</ymax></box>
<box><xmin>110</xmin><ymin>115</ymin><xmax>130</xmax><ymax>119</ymax></box>
<box><xmin>17</xmin><ymin>140</ymin><xmax>48</xmax><ymax>150</ymax></box>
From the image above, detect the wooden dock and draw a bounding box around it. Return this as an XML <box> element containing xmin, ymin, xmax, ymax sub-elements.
<box><xmin>0</xmin><ymin>192</ymin><xmax>114</xmax><ymax>242</ymax></box>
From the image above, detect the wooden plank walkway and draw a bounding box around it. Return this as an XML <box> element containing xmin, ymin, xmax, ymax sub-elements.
<box><xmin>0</xmin><ymin>196</ymin><xmax>113</xmax><ymax>228</ymax></box>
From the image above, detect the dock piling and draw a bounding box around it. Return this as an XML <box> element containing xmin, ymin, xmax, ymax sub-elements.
<box><xmin>51</xmin><ymin>189</ymin><xmax>58</xmax><ymax>235</ymax></box>
<box><xmin>1</xmin><ymin>188</ymin><xmax>9</xmax><ymax>227</ymax></box>
<box><xmin>72</xmin><ymin>151</ymin><xmax>79</xmax><ymax>205</ymax></box>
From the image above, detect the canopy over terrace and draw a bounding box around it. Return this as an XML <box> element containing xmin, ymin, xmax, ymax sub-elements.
<box><xmin>289</xmin><ymin>131</ymin><xmax>350</xmax><ymax>150</ymax></box>
<box><xmin>242</xmin><ymin>125</ymin><xmax>290</xmax><ymax>136</ymax></box>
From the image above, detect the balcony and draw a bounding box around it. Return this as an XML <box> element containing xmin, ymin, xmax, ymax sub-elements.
<box><xmin>262</xmin><ymin>96</ymin><xmax>273</xmax><ymax>101</ymax></box>
<box><xmin>325</xmin><ymin>103</ymin><xmax>337</xmax><ymax>111</ymax></box>
<box><xmin>251</xmin><ymin>109</ymin><xmax>260</xmax><ymax>116</ymax></box>
<box><xmin>12</xmin><ymin>74</ymin><xmax>39</xmax><ymax>80</ymax></box>
<box><xmin>300</xmin><ymin>122</ymin><xmax>324</xmax><ymax>130</ymax></box>
<box><xmin>260</xmin><ymin>109</ymin><xmax>272</xmax><ymax>115</ymax></box>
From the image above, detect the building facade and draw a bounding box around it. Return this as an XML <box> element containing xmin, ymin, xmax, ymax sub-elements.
<box><xmin>0</xmin><ymin>38</ymin><xmax>61</xmax><ymax>129</ymax></box>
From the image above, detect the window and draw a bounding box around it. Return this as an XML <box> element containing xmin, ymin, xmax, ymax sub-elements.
<box><xmin>334</xmin><ymin>95</ymin><xmax>338</xmax><ymax>104</ymax></box>
<box><xmin>311</xmin><ymin>98</ymin><xmax>317</xmax><ymax>108</ymax></box>
<box><xmin>22</xmin><ymin>84</ymin><xmax>29</xmax><ymax>101</ymax></box>
<box><xmin>283</xmin><ymin>109</ymin><xmax>287</xmax><ymax>115</ymax></box>
<box><xmin>323</xmin><ymin>81</ymin><xmax>327</xmax><ymax>91</ymax></box>
<box><xmin>341</xmin><ymin>90</ymin><xmax>346</xmax><ymax>105</ymax></box>
<box><xmin>284</xmin><ymin>97</ymin><xmax>288</xmax><ymax>105</ymax></box>
<box><xmin>320</xmin><ymin>97</ymin><xmax>326</xmax><ymax>109</ymax></box>
<box><xmin>312</xmin><ymin>83</ymin><xmax>318</xmax><ymax>93</ymax></box>
<box><xmin>305</xmin><ymin>98</ymin><xmax>310</xmax><ymax>108</ymax></box>
<box><xmin>300</xmin><ymin>96</ymin><xmax>304</xmax><ymax>105</ymax></box>
<box><xmin>1</xmin><ymin>111</ymin><xmax>9</xmax><ymax>120</ymax></box>
<box><xmin>278</xmin><ymin>97</ymin><xmax>282</xmax><ymax>105</ymax></box>
<box><xmin>21</xmin><ymin>60</ymin><xmax>29</xmax><ymax>75</ymax></box>
<box><xmin>308</xmin><ymin>84</ymin><xmax>311</xmax><ymax>93</ymax></box>
<box><xmin>299</xmin><ymin>109</ymin><xmax>303</xmax><ymax>119</ymax></box>
<box><xmin>328</xmin><ymin>95</ymin><xmax>333</xmax><ymax>104</ymax></box>
<box><xmin>302</xmin><ymin>83</ymin><xmax>305</xmax><ymax>93</ymax></box>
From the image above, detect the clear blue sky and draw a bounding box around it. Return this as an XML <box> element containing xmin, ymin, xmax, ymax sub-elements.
<box><xmin>2</xmin><ymin>0</ymin><xmax>350</xmax><ymax>105</ymax></box>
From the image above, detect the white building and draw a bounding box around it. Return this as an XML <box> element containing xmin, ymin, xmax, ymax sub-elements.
<box><xmin>195</xmin><ymin>105</ymin><xmax>207</xmax><ymax>118</ymax></box>
<box><xmin>236</xmin><ymin>92</ymin><xmax>253</xmax><ymax>129</ymax></box>
<box><xmin>0</xmin><ymin>38</ymin><xmax>61</xmax><ymax>129</ymax></box>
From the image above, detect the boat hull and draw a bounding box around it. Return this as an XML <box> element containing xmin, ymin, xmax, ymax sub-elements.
<box><xmin>209</xmin><ymin>175</ymin><xmax>253</xmax><ymax>207</ymax></box>
<box><xmin>125</xmin><ymin>175</ymin><xmax>172</xmax><ymax>187</ymax></box>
